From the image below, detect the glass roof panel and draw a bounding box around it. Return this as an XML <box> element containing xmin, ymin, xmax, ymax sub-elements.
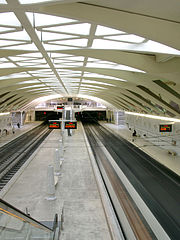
<box><xmin>82</xmin><ymin>80</ymin><xmax>115</xmax><ymax>86</ymax></box>
<box><xmin>0</xmin><ymin>12</ymin><xmax>21</xmax><ymax>27</ymax></box>
<box><xmin>93</xmin><ymin>38</ymin><xmax>180</xmax><ymax>55</ymax></box>
<box><xmin>17</xmin><ymin>85</ymin><xmax>47</xmax><ymax>90</ymax></box>
<box><xmin>0</xmin><ymin>73</ymin><xmax>31</xmax><ymax>80</ymax></box>
<box><xmin>0</xmin><ymin>30</ymin><xmax>30</xmax><ymax>41</ymax></box>
<box><xmin>95</xmin><ymin>25</ymin><xmax>125</xmax><ymax>36</ymax></box>
<box><xmin>55</xmin><ymin>62</ymin><xmax>83</xmax><ymax>67</ymax></box>
<box><xmin>66</xmin><ymin>56</ymin><xmax>85</xmax><ymax>61</ymax></box>
<box><xmin>105</xmin><ymin>34</ymin><xmax>145</xmax><ymax>43</ymax></box>
<box><xmin>0</xmin><ymin>27</ymin><xmax>14</xmax><ymax>33</ymax></box>
<box><xmin>81</xmin><ymin>84</ymin><xmax>107</xmax><ymax>89</ymax></box>
<box><xmin>86</xmin><ymin>62</ymin><xmax>115</xmax><ymax>68</ymax></box>
<box><xmin>53</xmin><ymin>39</ymin><xmax>88</xmax><ymax>47</ymax></box>
<box><xmin>26</xmin><ymin>12</ymin><xmax>76</xmax><ymax>26</ymax></box>
<box><xmin>16</xmin><ymin>80</ymin><xmax>40</xmax><ymax>84</ymax></box>
<box><xmin>0</xmin><ymin>0</ymin><xmax>7</xmax><ymax>3</ymax></box>
<box><xmin>0</xmin><ymin>40</ymin><xmax>24</xmax><ymax>47</ymax></box>
<box><xmin>20</xmin><ymin>0</ymin><xmax>57</xmax><ymax>3</ymax></box>
<box><xmin>43</xmin><ymin>44</ymin><xmax>76</xmax><ymax>50</ymax></box>
<box><xmin>3</xmin><ymin>43</ymin><xmax>38</xmax><ymax>50</ymax></box>
<box><xmin>41</xmin><ymin>32</ymin><xmax>75</xmax><ymax>41</ymax></box>
<box><xmin>92</xmin><ymin>39</ymin><xmax>131</xmax><ymax>49</ymax></box>
<box><xmin>45</xmin><ymin>23</ymin><xmax>91</xmax><ymax>35</ymax></box>
<box><xmin>17</xmin><ymin>53</ymin><xmax>43</xmax><ymax>58</ymax></box>
<box><xmin>0</xmin><ymin>62</ymin><xmax>16</xmax><ymax>68</ymax></box>
<box><xmin>83</xmin><ymin>72</ymin><xmax>126</xmax><ymax>81</ymax></box>
<box><xmin>9</xmin><ymin>56</ymin><xmax>32</xmax><ymax>61</ymax></box>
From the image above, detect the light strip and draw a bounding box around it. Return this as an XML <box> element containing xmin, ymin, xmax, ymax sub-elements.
<box><xmin>0</xmin><ymin>112</ymin><xmax>10</xmax><ymax>116</ymax></box>
<box><xmin>125</xmin><ymin>111</ymin><xmax>180</xmax><ymax>122</ymax></box>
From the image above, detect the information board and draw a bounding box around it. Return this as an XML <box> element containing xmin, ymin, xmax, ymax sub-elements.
<box><xmin>49</xmin><ymin>121</ymin><xmax>61</xmax><ymax>129</ymax></box>
<box><xmin>64</xmin><ymin>121</ymin><xmax>77</xmax><ymax>129</ymax></box>
<box><xmin>159</xmin><ymin>124</ymin><xmax>172</xmax><ymax>132</ymax></box>
<box><xmin>56</xmin><ymin>105</ymin><xmax>64</xmax><ymax>110</ymax></box>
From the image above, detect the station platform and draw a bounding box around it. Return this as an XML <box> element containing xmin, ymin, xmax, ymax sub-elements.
<box><xmin>0</xmin><ymin>121</ymin><xmax>43</xmax><ymax>147</ymax></box>
<box><xmin>1</xmin><ymin>122</ymin><xmax>111</xmax><ymax>240</ymax></box>
<box><xmin>101</xmin><ymin>122</ymin><xmax>180</xmax><ymax>176</ymax></box>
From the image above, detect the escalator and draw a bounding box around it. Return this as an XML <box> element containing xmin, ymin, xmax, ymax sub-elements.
<box><xmin>0</xmin><ymin>199</ymin><xmax>60</xmax><ymax>240</ymax></box>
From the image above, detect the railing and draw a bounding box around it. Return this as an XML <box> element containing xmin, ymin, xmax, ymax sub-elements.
<box><xmin>0</xmin><ymin>198</ymin><xmax>59</xmax><ymax>240</ymax></box>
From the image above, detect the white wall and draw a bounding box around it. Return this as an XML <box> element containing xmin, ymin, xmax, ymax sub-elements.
<box><xmin>125</xmin><ymin>113</ymin><xmax>180</xmax><ymax>155</ymax></box>
<box><xmin>114</xmin><ymin>111</ymin><xmax>125</xmax><ymax>125</ymax></box>
<box><xmin>0</xmin><ymin>114</ymin><xmax>13</xmax><ymax>136</ymax></box>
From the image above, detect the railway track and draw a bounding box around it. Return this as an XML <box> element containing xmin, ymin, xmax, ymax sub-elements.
<box><xmin>83</xmin><ymin>122</ymin><xmax>180</xmax><ymax>240</ymax></box>
<box><xmin>0</xmin><ymin>123</ymin><xmax>52</xmax><ymax>190</ymax></box>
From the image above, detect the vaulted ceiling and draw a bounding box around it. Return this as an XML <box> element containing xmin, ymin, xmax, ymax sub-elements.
<box><xmin>0</xmin><ymin>0</ymin><xmax>180</xmax><ymax>117</ymax></box>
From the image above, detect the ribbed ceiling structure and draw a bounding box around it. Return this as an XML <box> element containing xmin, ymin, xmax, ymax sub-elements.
<box><xmin>0</xmin><ymin>0</ymin><xmax>180</xmax><ymax>117</ymax></box>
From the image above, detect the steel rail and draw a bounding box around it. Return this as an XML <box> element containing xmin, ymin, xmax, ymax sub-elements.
<box><xmin>0</xmin><ymin>124</ymin><xmax>52</xmax><ymax>190</ymax></box>
<box><xmin>83</xmin><ymin>122</ymin><xmax>180</xmax><ymax>240</ymax></box>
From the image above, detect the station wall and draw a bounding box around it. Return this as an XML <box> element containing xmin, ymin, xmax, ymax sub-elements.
<box><xmin>125</xmin><ymin>113</ymin><xmax>180</xmax><ymax>155</ymax></box>
<box><xmin>0</xmin><ymin>114</ymin><xmax>13</xmax><ymax>137</ymax></box>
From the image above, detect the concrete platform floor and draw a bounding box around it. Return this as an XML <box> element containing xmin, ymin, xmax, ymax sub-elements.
<box><xmin>102</xmin><ymin>122</ymin><xmax>180</xmax><ymax>176</ymax></box>
<box><xmin>2</xmin><ymin>122</ymin><xmax>111</xmax><ymax>240</ymax></box>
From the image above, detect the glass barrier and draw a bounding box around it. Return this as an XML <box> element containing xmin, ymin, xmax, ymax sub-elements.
<box><xmin>0</xmin><ymin>199</ymin><xmax>56</xmax><ymax>240</ymax></box>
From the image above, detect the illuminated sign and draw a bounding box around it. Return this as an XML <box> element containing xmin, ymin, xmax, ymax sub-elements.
<box><xmin>159</xmin><ymin>124</ymin><xmax>172</xmax><ymax>132</ymax></box>
<box><xmin>49</xmin><ymin>121</ymin><xmax>61</xmax><ymax>129</ymax></box>
<box><xmin>64</xmin><ymin>121</ymin><xmax>77</xmax><ymax>129</ymax></box>
<box><xmin>57</xmin><ymin>106</ymin><xmax>64</xmax><ymax>110</ymax></box>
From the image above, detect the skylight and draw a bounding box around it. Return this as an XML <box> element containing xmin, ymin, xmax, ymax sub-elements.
<box><xmin>43</xmin><ymin>44</ymin><xmax>75</xmax><ymax>51</ymax></box>
<box><xmin>3</xmin><ymin>43</ymin><xmax>38</xmax><ymax>50</ymax></box>
<box><xmin>81</xmin><ymin>84</ymin><xmax>107</xmax><ymax>90</ymax></box>
<box><xmin>0</xmin><ymin>27</ymin><xmax>14</xmax><ymax>33</ymax></box>
<box><xmin>105</xmin><ymin>34</ymin><xmax>145</xmax><ymax>43</ymax></box>
<box><xmin>0</xmin><ymin>0</ymin><xmax>7</xmax><ymax>4</ymax></box>
<box><xmin>82</xmin><ymin>80</ymin><xmax>115</xmax><ymax>86</ymax></box>
<box><xmin>0</xmin><ymin>12</ymin><xmax>21</xmax><ymax>27</ymax></box>
<box><xmin>26</xmin><ymin>12</ymin><xmax>76</xmax><ymax>27</ymax></box>
<box><xmin>40</xmin><ymin>32</ymin><xmax>75</xmax><ymax>41</ymax></box>
<box><xmin>45</xmin><ymin>23</ymin><xmax>91</xmax><ymax>35</ymax></box>
<box><xmin>95</xmin><ymin>25</ymin><xmax>125</xmax><ymax>36</ymax></box>
<box><xmin>17</xmin><ymin>80</ymin><xmax>40</xmax><ymax>84</ymax></box>
<box><xmin>20</xmin><ymin>0</ymin><xmax>57</xmax><ymax>3</ymax></box>
<box><xmin>0</xmin><ymin>62</ymin><xmax>17</xmax><ymax>68</ymax></box>
<box><xmin>83</xmin><ymin>72</ymin><xmax>127</xmax><ymax>81</ymax></box>
<box><xmin>0</xmin><ymin>30</ymin><xmax>30</xmax><ymax>41</ymax></box>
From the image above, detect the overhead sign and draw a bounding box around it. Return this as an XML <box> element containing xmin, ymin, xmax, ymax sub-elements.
<box><xmin>159</xmin><ymin>124</ymin><xmax>172</xmax><ymax>132</ymax></box>
<box><xmin>64</xmin><ymin>121</ymin><xmax>77</xmax><ymax>129</ymax></box>
<box><xmin>56</xmin><ymin>105</ymin><xmax>64</xmax><ymax>110</ymax></box>
<box><xmin>49</xmin><ymin>120</ymin><xmax>61</xmax><ymax>129</ymax></box>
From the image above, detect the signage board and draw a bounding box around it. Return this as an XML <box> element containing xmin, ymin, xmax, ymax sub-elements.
<box><xmin>49</xmin><ymin>121</ymin><xmax>61</xmax><ymax>129</ymax></box>
<box><xmin>159</xmin><ymin>124</ymin><xmax>172</xmax><ymax>132</ymax></box>
<box><xmin>56</xmin><ymin>105</ymin><xmax>64</xmax><ymax>110</ymax></box>
<box><xmin>64</xmin><ymin>121</ymin><xmax>77</xmax><ymax>129</ymax></box>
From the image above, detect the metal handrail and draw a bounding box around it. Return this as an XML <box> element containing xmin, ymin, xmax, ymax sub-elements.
<box><xmin>0</xmin><ymin>198</ymin><xmax>53</xmax><ymax>232</ymax></box>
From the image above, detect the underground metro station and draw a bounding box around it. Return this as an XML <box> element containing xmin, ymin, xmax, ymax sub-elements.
<box><xmin>0</xmin><ymin>1</ymin><xmax>180</xmax><ymax>239</ymax></box>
